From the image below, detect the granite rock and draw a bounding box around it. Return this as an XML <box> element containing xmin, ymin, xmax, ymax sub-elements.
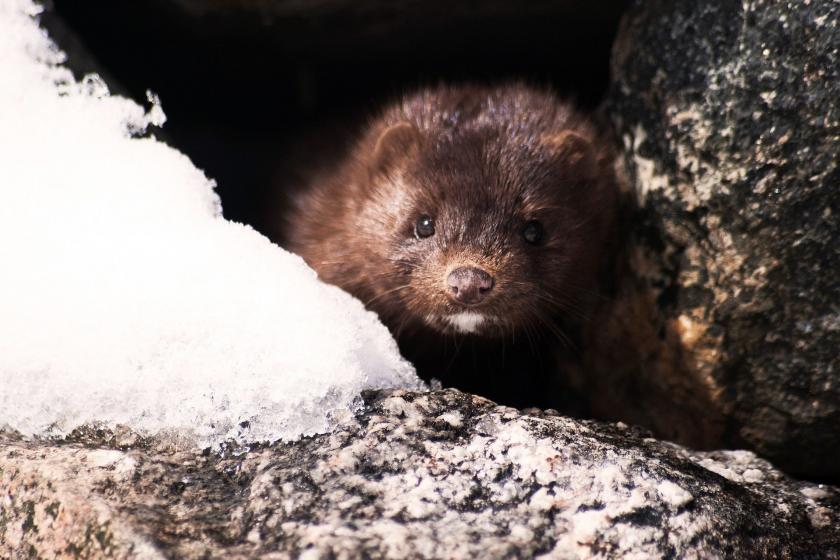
<box><xmin>601</xmin><ymin>0</ymin><xmax>840</xmax><ymax>478</ymax></box>
<box><xmin>2</xmin><ymin>390</ymin><xmax>838</xmax><ymax>558</ymax></box>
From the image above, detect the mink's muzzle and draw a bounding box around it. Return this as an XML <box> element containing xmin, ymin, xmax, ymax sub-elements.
<box><xmin>446</xmin><ymin>266</ymin><xmax>495</xmax><ymax>305</ymax></box>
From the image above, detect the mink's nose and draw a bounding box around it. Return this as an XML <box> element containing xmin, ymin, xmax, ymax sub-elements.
<box><xmin>447</xmin><ymin>267</ymin><xmax>495</xmax><ymax>305</ymax></box>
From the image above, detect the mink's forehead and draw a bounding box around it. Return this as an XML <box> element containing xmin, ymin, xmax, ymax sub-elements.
<box><xmin>403</xmin><ymin>134</ymin><xmax>560</xmax><ymax>212</ymax></box>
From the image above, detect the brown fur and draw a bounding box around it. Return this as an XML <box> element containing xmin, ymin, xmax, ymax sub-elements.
<box><xmin>284</xmin><ymin>84</ymin><xmax>620</xmax><ymax>407</ymax></box>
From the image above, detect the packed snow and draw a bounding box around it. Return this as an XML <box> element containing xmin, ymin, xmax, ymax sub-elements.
<box><xmin>0</xmin><ymin>0</ymin><xmax>421</xmax><ymax>447</ymax></box>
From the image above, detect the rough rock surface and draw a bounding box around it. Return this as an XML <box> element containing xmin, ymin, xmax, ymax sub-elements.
<box><xmin>601</xmin><ymin>0</ymin><xmax>840</xmax><ymax>478</ymax></box>
<box><xmin>2</xmin><ymin>390</ymin><xmax>838</xmax><ymax>559</ymax></box>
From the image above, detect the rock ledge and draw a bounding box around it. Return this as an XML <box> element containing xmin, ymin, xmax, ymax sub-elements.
<box><xmin>2</xmin><ymin>389</ymin><xmax>838</xmax><ymax>558</ymax></box>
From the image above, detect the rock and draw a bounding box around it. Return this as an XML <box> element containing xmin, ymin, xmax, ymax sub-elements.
<box><xmin>601</xmin><ymin>0</ymin><xmax>840</xmax><ymax>478</ymax></box>
<box><xmin>2</xmin><ymin>390</ymin><xmax>838</xmax><ymax>558</ymax></box>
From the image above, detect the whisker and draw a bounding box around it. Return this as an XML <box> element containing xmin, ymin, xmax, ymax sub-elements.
<box><xmin>444</xmin><ymin>332</ymin><xmax>464</xmax><ymax>374</ymax></box>
<box><xmin>393</xmin><ymin>314</ymin><xmax>412</xmax><ymax>340</ymax></box>
<box><xmin>537</xmin><ymin>313</ymin><xmax>578</xmax><ymax>354</ymax></box>
<box><xmin>364</xmin><ymin>284</ymin><xmax>412</xmax><ymax>307</ymax></box>
<box><xmin>532</xmin><ymin>293</ymin><xmax>591</xmax><ymax>323</ymax></box>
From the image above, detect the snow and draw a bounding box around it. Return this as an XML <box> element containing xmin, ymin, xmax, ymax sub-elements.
<box><xmin>0</xmin><ymin>0</ymin><xmax>421</xmax><ymax>447</ymax></box>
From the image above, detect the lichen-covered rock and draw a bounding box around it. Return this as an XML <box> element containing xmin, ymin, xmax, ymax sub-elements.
<box><xmin>2</xmin><ymin>390</ymin><xmax>838</xmax><ymax>558</ymax></box>
<box><xmin>602</xmin><ymin>0</ymin><xmax>840</xmax><ymax>478</ymax></box>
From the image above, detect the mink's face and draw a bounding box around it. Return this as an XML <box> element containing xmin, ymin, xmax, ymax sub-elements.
<box><xmin>361</xmin><ymin>123</ymin><xmax>609</xmax><ymax>338</ymax></box>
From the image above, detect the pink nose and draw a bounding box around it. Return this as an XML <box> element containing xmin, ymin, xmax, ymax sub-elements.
<box><xmin>447</xmin><ymin>267</ymin><xmax>494</xmax><ymax>305</ymax></box>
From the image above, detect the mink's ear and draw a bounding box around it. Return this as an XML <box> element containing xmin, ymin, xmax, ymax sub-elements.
<box><xmin>370</xmin><ymin>122</ymin><xmax>421</xmax><ymax>176</ymax></box>
<box><xmin>542</xmin><ymin>130</ymin><xmax>597</xmax><ymax>176</ymax></box>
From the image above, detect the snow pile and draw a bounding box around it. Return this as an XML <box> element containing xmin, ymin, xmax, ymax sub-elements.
<box><xmin>0</xmin><ymin>0</ymin><xmax>421</xmax><ymax>447</ymax></box>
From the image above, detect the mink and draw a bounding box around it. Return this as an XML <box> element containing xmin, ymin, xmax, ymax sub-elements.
<box><xmin>283</xmin><ymin>84</ymin><xmax>620</xmax><ymax>410</ymax></box>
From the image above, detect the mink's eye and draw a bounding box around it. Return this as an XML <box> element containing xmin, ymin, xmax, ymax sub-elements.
<box><xmin>415</xmin><ymin>215</ymin><xmax>435</xmax><ymax>239</ymax></box>
<box><xmin>522</xmin><ymin>220</ymin><xmax>544</xmax><ymax>245</ymax></box>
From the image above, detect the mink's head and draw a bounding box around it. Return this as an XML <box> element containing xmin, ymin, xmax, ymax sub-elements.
<box><xmin>351</xmin><ymin>86</ymin><xmax>616</xmax><ymax>338</ymax></box>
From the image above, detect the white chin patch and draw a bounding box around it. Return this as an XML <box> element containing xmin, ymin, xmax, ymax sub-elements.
<box><xmin>444</xmin><ymin>312</ymin><xmax>487</xmax><ymax>334</ymax></box>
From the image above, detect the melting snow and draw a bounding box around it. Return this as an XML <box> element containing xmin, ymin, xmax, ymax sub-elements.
<box><xmin>0</xmin><ymin>0</ymin><xmax>421</xmax><ymax>447</ymax></box>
